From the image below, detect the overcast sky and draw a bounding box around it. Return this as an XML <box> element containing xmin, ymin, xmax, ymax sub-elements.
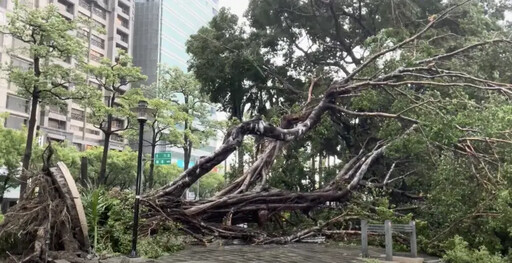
<box><xmin>219</xmin><ymin>0</ymin><xmax>250</xmax><ymax>18</ymax></box>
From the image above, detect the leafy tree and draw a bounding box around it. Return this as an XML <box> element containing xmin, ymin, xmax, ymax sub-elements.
<box><xmin>187</xmin><ymin>10</ymin><xmax>268</xmax><ymax>173</ymax></box>
<box><xmin>124</xmin><ymin>88</ymin><xmax>182</xmax><ymax>189</ymax></box>
<box><xmin>2</xmin><ymin>2</ymin><xmax>92</xmax><ymax>196</ymax></box>
<box><xmin>84</xmin><ymin>51</ymin><xmax>146</xmax><ymax>185</ymax></box>
<box><xmin>157</xmin><ymin>67</ymin><xmax>217</xmax><ymax>170</ymax></box>
<box><xmin>193</xmin><ymin>172</ymin><xmax>224</xmax><ymax>199</ymax></box>
<box><xmin>81</xmin><ymin>146</ymin><xmax>138</xmax><ymax>189</ymax></box>
<box><xmin>0</xmin><ymin>114</ymin><xmax>25</xmax><ymax>204</ymax></box>
<box><xmin>150</xmin><ymin>164</ymin><xmax>182</xmax><ymax>189</ymax></box>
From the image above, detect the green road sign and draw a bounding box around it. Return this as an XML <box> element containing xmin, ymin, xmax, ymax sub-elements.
<box><xmin>155</xmin><ymin>152</ymin><xmax>172</xmax><ymax>165</ymax></box>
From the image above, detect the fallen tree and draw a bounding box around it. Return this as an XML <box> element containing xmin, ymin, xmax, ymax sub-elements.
<box><xmin>143</xmin><ymin>0</ymin><xmax>512</xmax><ymax>243</ymax></box>
<box><xmin>0</xmin><ymin>151</ymin><xmax>90</xmax><ymax>262</ymax></box>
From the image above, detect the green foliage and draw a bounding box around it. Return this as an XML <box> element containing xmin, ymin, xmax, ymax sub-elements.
<box><xmin>443</xmin><ymin>236</ymin><xmax>508</xmax><ymax>263</ymax></box>
<box><xmin>3</xmin><ymin>3</ymin><xmax>93</xmax><ymax>106</ymax></box>
<box><xmin>0</xmin><ymin>114</ymin><xmax>25</xmax><ymax>195</ymax></box>
<box><xmin>150</xmin><ymin>163</ymin><xmax>182</xmax><ymax>189</ymax></box>
<box><xmin>154</xmin><ymin>66</ymin><xmax>218</xmax><ymax>170</ymax></box>
<box><xmin>81</xmin><ymin>147</ymin><xmax>138</xmax><ymax>189</ymax></box>
<box><xmin>81</xmin><ymin>189</ymin><xmax>183</xmax><ymax>258</ymax></box>
<box><xmin>192</xmin><ymin>172</ymin><xmax>225</xmax><ymax>199</ymax></box>
<box><xmin>187</xmin><ymin>9</ymin><xmax>267</xmax><ymax>120</ymax></box>
<box><xmin>82</xmin><ymin>188</ymin><xmax>108</xmax><ymax>252</ymax></box>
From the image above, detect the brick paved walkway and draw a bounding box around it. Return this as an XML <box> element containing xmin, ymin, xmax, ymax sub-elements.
<box><xmin>106</xmin><ymin>243</ymin><xmax>440</xmax><ymax>263</ymax></box>
<box><xmin>157</xmin><ymin>243</ymin><xmax>386</xmax><ymax>262</ymax></box>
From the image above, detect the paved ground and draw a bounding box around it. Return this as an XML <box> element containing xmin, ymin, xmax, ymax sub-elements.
<box><xmin>154</xmin><ymin>243</ymin><xmax>439</xmax><ymax>263</ymax></box>
<box><xmin>159</xmin><ymin>243</ymin><xmax>365</xmax><ymax>263</ymax></box>
<box><xmin>104</xmin><ymin>243</ymin><xmax>440</xmax><ymax>263</ymax></box>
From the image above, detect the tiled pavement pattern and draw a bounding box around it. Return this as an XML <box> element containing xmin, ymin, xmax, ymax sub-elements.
<box><xmin>159</xmin><ymin>243</ymin><xmax>365</xmax><ymax>263</ymax></box>
<box><xmin>107</xmin><ymin>244</ymin><xmax>440</xmax><ymax>263</ymax></box>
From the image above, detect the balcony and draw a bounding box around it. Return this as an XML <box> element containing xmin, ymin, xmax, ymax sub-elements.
<box><xmin>48</xmin><ymin>118</ymin><xmax>67</xmax><ymax>131</ymax></box>
<box><xmin>115</xmin><ymin>34</ymin><xmax>128</xmax><ymax>47</ymax></box>
<box><xmin>57</xmin><ymin>0</ymin><xmax>74</xmax><ymax>17</ymax></box>
<box><xmin>78</xmin><ymin>0</ymin><xmax>90</xmax><ymax>10</ymax></box>
<box><xmin>117</xmin><ymin>4</ymin><xmax>130</xmax><ymax>18</ymax></box>
<box><xmin>49</xmin><ymin>105</ymin><xmax>67</xmax><ymax>115</ymax></box>
<box><xmin>89</xmin><ymin>50</ymin><xmax>104</xmax><ymax>63</ymax></box>
<box><xmin>71</xmin><ymin>109</ymin><xmax>85</xmax><ymax>121</ymax></box>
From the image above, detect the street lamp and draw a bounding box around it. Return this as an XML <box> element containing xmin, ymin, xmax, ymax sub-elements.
<box><xmin>129</xmin><ymin>100</ymin><xmax>155</xmax><ymax>258</ymax></box>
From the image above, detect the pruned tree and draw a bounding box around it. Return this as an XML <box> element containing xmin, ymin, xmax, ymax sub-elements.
<box><xmin>84</xmin><ymin>51</ymin><xmax>147</xmax><ymax>185</ymax></box>
<box><xmin>141</xmin><ymin>0</ymin><xmax>512</xmax><ymax>245</ymax></box>
<box><xmin>1</xmin><ymin>2</ymin><xmax>93</xmax><ymax>197</ymax></box>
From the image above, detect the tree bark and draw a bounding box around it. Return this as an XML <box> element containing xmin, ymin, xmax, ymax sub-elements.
<box><xmin>99</xmin><ymin>131</ymin><xmax>111</xmax><ymax>185</ymax></box>
<box><xmin>99</xmin><ymin>93</ymin><xmax>115</xmax><ymax>185</ymax></box>
<box><xmin>318</xmin><ymin>154</ymin><xmax>323</xmax><ymax>188</ymax></box>
<box><xmin>0</xmin><ymin>174</ymin><xmax>10</xmax><ymax>206</ymax></box>
<box><xmin>184</xmin><ymin>144</ymin><xmax>191</xmax><ymax>171</ymax></box>
<box><xmin>20</xmin><ymin>54</ymin><xmax>43</xmax><ymax>199</ymax></box>
<box><xmin>148</xmin><ymin>141</ymin><xmax>156</xmax><ymax>189</ymax></box>
<box><xmin>20</xmin><ymin>90</ymin><xmax>41</xmax><ymax>199</ymax></box>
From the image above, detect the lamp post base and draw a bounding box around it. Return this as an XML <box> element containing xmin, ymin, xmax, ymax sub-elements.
<box><xmin>129</xmin><ymin>250</ymin><xmax>138</xmax><ymax>258</ymax></box>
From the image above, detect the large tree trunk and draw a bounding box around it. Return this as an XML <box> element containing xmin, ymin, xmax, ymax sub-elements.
<box><xmin>98</xmin><ymin>131</ymin><xmax>111</xmax><ymax>185</ymax></box>
<box><xmin>98</xmin><ymin>113</ymin><xmax>113</xmax><ymax>185</ymax></box>
<box><xmin>20</xmin><ymin>90</ymin><xmax>39</xmax><ymax>199</ymax></box>
<box><xmin>20</xmin><ymin>56</ymin><xmax>42</xmax><ymax>199</ymax></box>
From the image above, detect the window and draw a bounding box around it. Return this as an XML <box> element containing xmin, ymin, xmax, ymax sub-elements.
<box><xmin>6</xmin><ymin>94</ymin><xmax>29</xmax><ymax>113</ymax></box>
<box><xmin>93</xmin><ymin>6</ymin><xmax>106</xmax><ymax>19</ymax></box>
<box><xmin>118</xmin><ymin>2</ymin><xmax>129</xmax><ymax>15</ymax></box>
<box><xmin>70</xmin><ymin>125</ymin><xmax>83</xmax><ymax>132</ymax></box>
<box><xmin>48</xmin><ymin>118</ymin><xmax>66</xmax><ymax>130</ymax></box>
<box><xmin>78</xmin><ymin>0</ymin><xmax>90</xmax><ymax>10</ymax></box>
<box><xmin>4</xmin><ymin>115</ymin><xmax>27</xmax><ymax>130</ymax></box>
<box><xmin>58</xmin><ymin>0</ymin><xmax>74</xmax><ymax>13</ymax></box>
<box><xmin>49</xmin><ymin>105</ymin><xmax>66</xmax><ymax>115</ymax></box>
<box><xmin>117</xmin><ymin>30</ymin><xmax>128</xmax><ymax>43</ymax></box>
<box><xmin>71</xmin><ymin>108</ymin><xmax>84</xmax><ymax>121</ymax></box>
<box><xmin>116</xmin><ymin>16</ymin><xmax>129</xmax><ymax>29</ymax></box>
<box><xmin>89</xmin><ymin>50</ymin><xmax>104</xmax><ymax>62</ymax></box>
<box><xmin>112</xmin><ymin>118</ymin><xmax>124</xmax><ymax>129</ymax></box>
<box><xmin>11</xmin><ymin>57</ymin><xmax>32</xmax><ymax>71</ymax></box>
<box><xmin>90</xmin><ymin>34</ymin><xmax>105</xmax><ymax>48</ymax></box>
<box><xmin>112</xmin><ymin>133</ymin><xmax>123</xmax><ymax>142</ymax></box>
<box><xmin>86</xmin><ymin>128</ymin><xmax>100</xmax><ymax>135</ymax></box>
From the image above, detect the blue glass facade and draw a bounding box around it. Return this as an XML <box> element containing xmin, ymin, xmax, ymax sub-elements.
<box><xmin>160</xmin><ymin>0</ymin><xmax>219</xmax><ymax>71</ymax></box>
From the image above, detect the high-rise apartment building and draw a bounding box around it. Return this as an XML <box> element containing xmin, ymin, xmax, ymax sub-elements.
<box><xmin>133</xmin><ymin>0</ymin><xmax>220</xmax><ymax>169</ymax></box>
<box><xmin>0</xmin><ymin>0</ymin><xmax>136</xmax><ymax>151</ymax></box>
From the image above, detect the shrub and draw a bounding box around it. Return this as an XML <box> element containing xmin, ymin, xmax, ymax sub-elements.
<box><xmin>82</xmin><ymin>188</ymin><xmax>184</xmax><ymax>258</ymax></box>
<box><xmin>443</xmin><ymin>236</ymin><xmax>508</xmax><ymax>263</ymax></box>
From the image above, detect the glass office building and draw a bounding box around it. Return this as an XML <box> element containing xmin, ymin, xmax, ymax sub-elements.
<box><xmin>134</xmin><ymin>0</ymin><xmax>219</xmax><ymax>84</ymax></box>
<box><xmin>133</xmin><ymin>0</ymin><xmax>220</xmax><ymax>168</ymax></box>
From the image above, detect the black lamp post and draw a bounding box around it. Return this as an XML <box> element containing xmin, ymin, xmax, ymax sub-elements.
<box><xmin>129</xmin><ymin>100</ymin><xmax>154</xmax><ymax>258</ymax></box>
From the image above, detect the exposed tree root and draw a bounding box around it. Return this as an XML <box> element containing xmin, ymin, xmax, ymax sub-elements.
<box><xmin>0</xmin><ymin>166</ymin><xmax>88</xmax><ymax>262</ymax></box>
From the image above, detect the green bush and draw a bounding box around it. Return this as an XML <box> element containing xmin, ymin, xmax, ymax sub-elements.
<box><xmin>82</xmin><ymin>188</ymin><xmax>184</xmax><ymax>258</ymax></box>
<box><xmin>443</xmin><ymin>236</ymin><xmax>508</xmax><ymax>263</ymax></box>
